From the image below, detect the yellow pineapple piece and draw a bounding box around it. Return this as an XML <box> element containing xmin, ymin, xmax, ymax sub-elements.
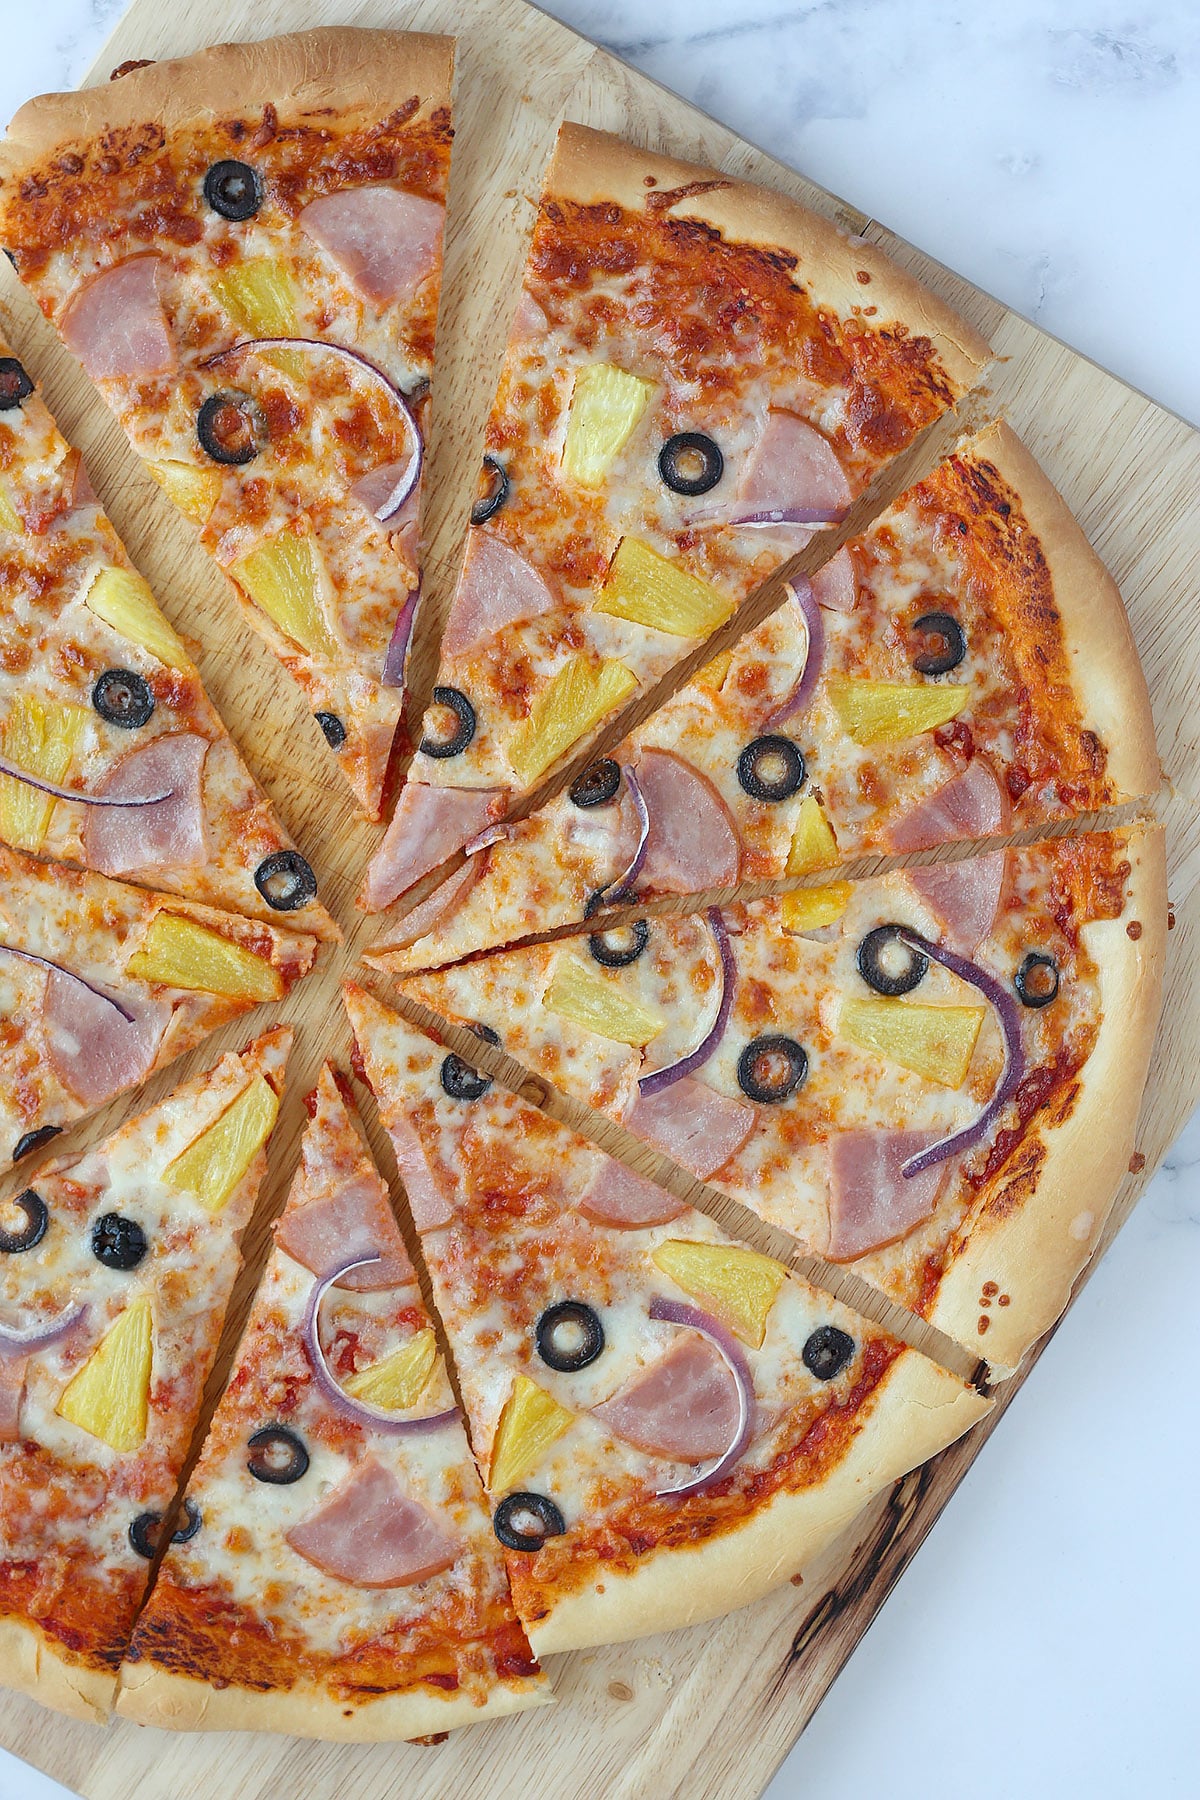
<box><xmin>57</xmin><ymin>1297</ymin><xmax>153</xmax><ymax>1452</ymax></box>
<box><xmin>83</xmin><ymin>566</ymin><xmax>191</xmax><ymax>670</ymax></box>
<box><xmin>125</xmin><ymin>913</ymin><xmax>284</xmax><ymax>1002</ymax></box>
<box><xmin>489</xmin><ymin>1373</ymin><xmax>575</xmax><ymax>1494</ymax></box>
<box><xmin>343</xmin><ymin>1328</ymin><xmax>438</xmax><ymax>1412</ymax></box>
<box><xmin>0</xmin><ymin>694</ymin><xmax>90</xmax><ymax>852</ymax></box>
<box><xmin>163</xmin><ymin>1075</ymin><xmax>279</xmax><ymax>1211</ymax></box>
<box><xmin>781</xmin><ymin>883</ymin><xmax>853</xmax><ymax>932</ymax></box>
<box><xmin>209</xmin><ymin>259</ymin><xmax>303</xmax><ymax>378</ymax></box>
<box><xmin>230</xmin><ymin>530</ymin><xmax>338</xmax><ymax>662</ymax></box>
<box><xmin>696</xmin><ymin>648</ymin><xmax>732</xmax><ymax>691</ymax></box>
<box><xmin>652</xmin><ymin>1239</ymin><xmax>787</xmax><ymax>1348</ymax></box>
<box><xmin>595</xmin><ymin>537</ymin><xmax>734</xmax><ymax>639</ymax></box>
<box><xmin>838</xmin><ymin>996</ymin><xmax>985</xmax><ymax>1088</ymax></box>
<box><xmin>785</xmin><ymin>795</ymin><xmax>840</xmax><ymax>875</ymax></box>
<box><xmin>828</xmin><ymin>675</ymin><xmax>969</xmax><ymax>746</ymax></box>
<box><xmin>0</xmin><ymin>483</ymin><xmax>22</xmax><ymax>534</ymax></box>
<box><xmin>509</xmin><ymin>654</ymin><xmax>636</xmax><ymax>786</ymax></box>
<box><xmin>545</xmin><ymin>952</ymin><xmax>664</xmax><ymax>1046</ymax></box>
<box><xmin>562</xmin><ymin>364</ymin><xmax>655</xmax><ymax>486</ymax></box>
<box><xmin>148</xmin><ymin>459</ymin><xmax>222</xmax><ymax>527</ymax></box>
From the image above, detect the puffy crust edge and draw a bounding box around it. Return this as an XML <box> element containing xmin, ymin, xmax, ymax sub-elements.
<box><xmin>0</xmin><ymin>1616</ymin><xmax>116</xmax><ymax>1724</ymax></box>
<box><xmin>929</xmin><ymin>825</ymin><xmax>1167</xmax><ymax>1374</ymax></box>
<box><xmin>526</xmin><ymin>1349</ymin><xmax>989</xmax><ymax>1656</ymax></box>
<box><xmin>544</xmin><ymin>123</ymin><xmax>991</xmax><ymax>399</ymax></box>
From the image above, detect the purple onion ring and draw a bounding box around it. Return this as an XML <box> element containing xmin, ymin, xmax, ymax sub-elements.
<box><xmin>593</xmin><ymin>765</ymin><xmax>650</xmax><ymax>909</ymax></box>
<box><xmin>686</xmin><ymin>504</ymin><xmax>848</xmax><ymax>531</ymax></box>
<box><xmin>301</xmin><ymin>1255</ymin><xmax>459</xmax><ymax>1435</ymax></box>
<box><xmin>0</xmin><ymin>1300</ymin><xmax>87</xmax><ymax>1355</ymax></box>
<box><xmin>464</xmin><ymin>823</ymin><xmax>511</xmax><ymax>857</ymax></box>
<box><xmin>0</xmin><ymin>942</ymin><xmax>136</xmax><ymax>1023</ymax></box>
<box><xmin>0</xmin><ymin>753</ymin><xmax>171</xmax><ymax>809</ymax></box>
<box><xmin>639</xmin><ymin>908</ymin><xmax>736</xmax><ymax>1097</ymax></box>
<box><xmin>763</xmin><ymin>579</ymin><xmax>825</xmax><ymax>730</ymax></box>
<box><xmin>381</xmin><ymin>578</ymin><xmax>421</xmax><ymax>690</ymax></box>
<box><xmin>647</xmin><ymin>1296</ymin><xmax>755</xmax><ymax>1498</ymax></box>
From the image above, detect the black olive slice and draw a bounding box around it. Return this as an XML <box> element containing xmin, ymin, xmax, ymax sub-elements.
<box><xmin>91</xmin><ymin>1212</ymin><xmax>148</xmax><ymax>1271</ymax></box>
<box><xmin>736</xmin><ymin>1035</ymin><xmax>809</xmax><ymax>1104</ymax></box>
<box><xmin>440</xmin><ymin>1036</ymin><xmax>496</xmax><ymax>1102</ymax></box>
<box><xmin>911</xmin><ymin>611</ymin><xmax>967</xmax><ymax>676</ymax></box>
<box><xmin>535</xmin><ymin>1300</ymin><xmax>605</xmax><ymax>1373</ymax></box>
<box><xmin>246</xmin><ymin>1424</ymin><xmax>309</xmax><ymax>1485</ymax></box>
<box><xmin>856</xmin><ymin>925</ymin><xmax>929</xmax><ymax>997</ymax></box>
<box><xmin>254</xmin><ymin>849</ymin><xmax>318</xmax><ymax>912</ymax></box>
<box><xmin>172</xmin><ymin>1498</ymin><xmax>202</xmax><ymax>1544</ymax></box>
<box><xmin>0</xmin><ymin>357</ymin><xmax>34</xmax><ymax>412</ymax></box>
<box><xmin>1014</xmin><ymin>951</ymin><xmax>1060</xmax><ymax>1009</ymax></box>
<box><xmin>315</xmin><ymin>710</ymin><xmax>346</xmax><ymax>748</ymax></box>
<box><xmin>569</xmin><ymin>759</ymin><xmax>622</xmax><ymax>809</ymax></box>
<box><xmin>737</xmin><ymin>735</ymin><xmax>806</xmax><ymax>803</ymax></box>
<box><xmin>419</xmin><ymin>687</ymin><xmax>476</xmax><ymax>760</ymax></box>
<box><xmin>470</xmin><ymin>455</ymin><xmax>510</xmax><ymax>526</ymax></box>
<box><xmin>203</xmin><ymin>159</ymin><xmax>263</xmax><ymax>221</ymax></box>
<box><xmin>12</xmin><ymin>1125</ymin><xmax>61</xmax><ymax>1164</ymax></box>
<box><xmin>802</xmin><ymin>1325</ymin><xmax>855</xmax><ymax>1381</ymax></box>
<box><xmin>92</xmin><ymin>667</ymin><xmax>155</xmax><ymax>730</ymax></box>
<box><xmin>493</xmin><ymin>1491</ymin><xmax>566</xmax><ymax>1553</ymax></box>
<box><xmin>588</xmin><ymin>919</ymin><xmax>650</xmax><ymax>969</ymax></box>
<box><xmin>128</xmin><ymin>1498</ymin><xmax>202</xmax><ymax>1560</ymax></box>
<box><xmin>659</xmin><ymin>431</ymin><xmax>724</xmax><ymax>496</ymax></box>
<box><xmin>197</xmin><ymin>390</ymin><xmax>264</xmax><ymax>466</ymax></box>
<box><xmin>0</xmin><ymin>1190</ymin><xmax>48</xmax><ymax>1254</ymax></box>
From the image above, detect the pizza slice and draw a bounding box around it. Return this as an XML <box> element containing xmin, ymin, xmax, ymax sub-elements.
<box><xmin>0</xmin><ymin>29</ymin><xmax>455</xmax><ymax>819</ymax></box>
<box><xmin>0</xmin><ymin>1025</ymin><xmax>290</xmax><ymax>1722</ymax></box>
<box><xmin>372</xmin><ymin>422</ymin><xmax>1158</xmax><ymax>969</ymax></box>
<box><xmin>361</xmin><ymin>122</ymin><xmax>991</xmax><ymax>912</ymax></box>
<box><xmin>383</xmin><ymin>828</ymin><xmax>1165</xmax><ymax>1373</ymax></box>
<box><xmin>0</xmin><ymin>341</ymin><xmax>338</xmax><ymax>937</ymax></box>
<box><xmin>0</xmin><ymin>839</ymin><xmax>316</xmax><ymax>1160</ymax></box>
<box><xmin>120</xmin><ymin>1064</ymin><xmax>546</xmax><ymax>1739</ymax></box>
<box><xmin>344</xmin><ymin>985</ymin><xmax>989</xmax><ymax>1654</ymax></box>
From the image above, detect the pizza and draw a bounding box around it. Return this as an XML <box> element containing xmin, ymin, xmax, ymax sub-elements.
<box><xmin>0</xmin><ymin>1026</ymin><xmax>290</xmax><ymax>1722</ymax></box>
<box><xmin>361</xmin><ymin>121</ymin><xmax>991</xmax><ymax>914</ymax></box>
<box><xmin>119</xmin><ymin>1063</ymin><xmax>546</xmax><ymax>1737</ymax></box>
<box><xmin>373</xmin><ymin>422</ymin><xmax>1159</xmax><ymax>969</ymax></box>
<box><xmin>0</xmin><ymin>29</ymin><xmax>454</xmax><ymax>819</ymax></box>
<box><xmin>343</xmin><ymin>986</ymin><xmax>989</xmax><ymax>1651</ymax></box>
<box><xmin>0</xmin><ymin>340</ymin><xmax>337</xmax><ymax>938</ymax></box>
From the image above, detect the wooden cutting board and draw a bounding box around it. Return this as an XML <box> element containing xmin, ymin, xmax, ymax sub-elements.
<box><xmin>0</xmin><ymin>1</ymin><xmax>1198</xmax><ymax>1796</ymax></box>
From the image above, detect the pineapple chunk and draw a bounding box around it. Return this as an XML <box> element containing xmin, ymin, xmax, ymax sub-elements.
<box><xmin>148</xmin><ymin>459</ymin><xmax>222</xmax><ymax>526</ymax></box>
<box><xmin>838</xmin><ymin>996</ymin><xmax>985</xmax><ymax>1088</ymax></box>
<box><xmin>785</xmin><ymin>795</ymin><xmax>840</xmax><ymax>876</ymax></box>
<box><xmin>781</xmin><ymin>883</ymin><xmax>852</xmax><ymax>932</ymax></box>
<box><xmin>210</xmin><ymin>259</ymin><xmax>298</xmax><ymax>338</ymax></box>
<box><xmin>652</xmin><ymin>1239</ymin><xmax>787</xmax><ymax>1349</ymax></box>
<box><xmin>343</xmin><ymin>1328</ymin><xmax>438</xmax><ymax>1412</ymax></box>
<box><xmin>125</xmin><ymin>912</ymin><xmax>285</xmax><ymax>1001</ymax></box>
<box><xmin>230</xmin><ymin>531</ymin><xmax>338</xmax><ymax>662</ymax></box>
<box><xmin>163</xmin><ymin>1074</ymin><xmax>279</xmax><ymax>1211</ymax></box>
<box><xmin>546</xmin><ymin>953</ymin><xmax>664</xmax><ymax>1046</ymax></box>
<box><xmin>828</xmin><ymin>676</ymin><xmax>968</xmax><ymax>746</ymax></box>
<box><xmin>0</xmin><ymin>694</ymin><xmax>90</xmax><ymax>852</ymax></box>
<box><xmin>489</xmin><ymin>1373</ymin><xmax>575</xmax><ymax>1494</ymax></box>
<box><xmin>57</xmin><ymin>1297</ymin><xmax>153</xmax><ymax>1452</ymax></box>
<box><xmin>83</xmin><ymin>565</ymin><xmax>191</xmax><ymax>670</ymax></box>
<box><xmin>562</xmin><ymin>364</ymin><xmax>655</xmax><ymax>486</ymax></box>
<box><xmin>509</xmin><ymin>654</ymin><xmax>636</xmax><ymax>786</ymax></box>
<box><xmin>696</xmin><ymin>649</ymin><xmax>732</xmax><ymax>692</ymax></box>
<box><xmin>595</xmin><ymin>537</ymin><xmax>734</xmax><ymax>639</ymax></box>
<box><xmin>0</xmin><ymin>483</ymin><xmax>22</xmax><ymax>534</ymax></box>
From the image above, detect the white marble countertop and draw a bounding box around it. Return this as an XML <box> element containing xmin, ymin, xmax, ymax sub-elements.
<box><xmin>0</xmin><ymin>4</ymin><xmax>1197</xmax><ymax>1798</ymax></box>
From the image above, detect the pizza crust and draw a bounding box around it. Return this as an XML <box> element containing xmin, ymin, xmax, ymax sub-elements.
<box><xmin>0</xmin><ymin>1616</ymin><xmax>117</xmax><ymax>1725</ymax></box>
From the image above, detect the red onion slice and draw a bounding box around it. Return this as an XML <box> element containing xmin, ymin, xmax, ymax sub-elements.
<box><xmin>639</xmin><ymin>908</ymin><xmax>736</xmax><ymax>1097</ymax></box>
<box><xmin>896</xmin><ymin>931</ymin><xmax>1026</xmax><ymax>1179</ymax></box>
<box><xmin>302</xmin><ymin>1255</ymin><xmax>458</xmax><ymax>1435</ymax></box>
<box><xmin>0</xmin><ymin>753</ymin><xmax>171</xmax><ymax>809</ymax></box>
<box><xmin>381</xmin><ymin>578</ymin><xmax>421</xmax><ymax>689</ymax></box>
<box><xmin>464</xmin><ymin>822</ymin><xmax>511</xmax><ymax>856</ymax></box>
<box><xmin>685</xmin><ymin>504</ymin><xmax>848</xmax><ymax>531</ymax></box>
<box><xmin>0</xmin><ymin>942</ymin><xmax>136</xmax><ymax>1023</ymax></box>
<box><xmin>595</xmin><ymin>766</ymin><xmax>649</xmax><ymax>906</ymax></box>
<box><xmin>647</xmin><ymin>1296</ymin><xmax>755</xmax><ymax>1498</ymax></box>
<box><xmin>762</xmin><ymin>579</ymin><xmax>825</xmax><ymax>730</ymax></box>
<box><xmin>0</xmin><ymin>1301</ymin><xmax>87</xmax><ymax>1354</ymax></box>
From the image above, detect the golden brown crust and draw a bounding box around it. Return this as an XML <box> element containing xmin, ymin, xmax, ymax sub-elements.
<box><xmin>0</xmin><ymin>1616</ymin><xmax>116</xmax><ymax>1724</ymax></box>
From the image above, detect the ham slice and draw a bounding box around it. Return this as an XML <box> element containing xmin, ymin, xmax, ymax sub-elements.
<box><xmin>386</xmin><ymin>859</ymin><xmax>482</xmax><ymax>952</ymax></box>
<box><xmin>442</xmin><ymin>533</ymin><xmax>559</xmax><ymax>660</ymax></box>
<box><xmin>43</xmin><ymin>969</ymin><xmax>169</xmax><ymax>1106</ymax></box>
<box><xmin>285</xmin><ymin>1457</ymin><xmax>458</xmax><ymax>1588</ymax></box>
<box><xmin>594</xmin><ymin>1333</ymin><xmax>742</xmax><ymax>1460</ymax></box>
<box><xmin>82</xmin><ymin>733</ymin><xmax>209</xmax><ymax>878</ymax></box>
<box><xmin>811</xmin><ymin>546</ymin><xmax>857</xmax><ymax>613</ymax></box>
<box><xmin>577</xmin><ymin>1158</ymin><xmax>687</xmax><ymax>1228</ymax></box>
<box><xmin>888</xmin><ymin>760</ymin><xmax>1008</xmax><ymax>853</ymax></box>
<box><xmin>275</xmin><ymin>1175</ymin><xmax>415</xmax><ymax>1292</ymax></box>
<box><xmin>362</xmin><ymin>784</ymin><xmax>507</xmax><ymax>913</ymax></box>
<box><xmin>826</xmin><ymin>1130</ymin><xmax>950</xmax><ymax>1261</ymax></box>
<box><xmin>349</xmin><ymin>455</ymin><xmax>419</xmax><ymax>522</ymax></box>
<box><xmin>300</xmin><ymin>186</ymin><xmax>443</xmax><ymax>308</ymax></box>
<box><xmin>626</xmin><ymin>1076</ymin><xmax>756</xmax><ymax>1181</ymax></box>
<box><xmin>907</xmin><ymin>851</ymin><xmax>1005</xmax><ymax>956</ymax></box>
<box><xmin>0</xmin><ymin>1356</ymin><xmax>28</xmax><ymax>1444</ymax></box>
<box><xmin>385</xmin><ymin>1113</ymin><xmax>456</xmax><ymax>1231</ymax></box>
<box><xmin>635</xmin><ymin>749</ymin><xmax>741</xmax><ymax>894</ymax></box>
<box><xmin>60</xmin><ymin>257</ymin><xmax>175</xmax><ymax>382</ymax></box>
<box><xmin>739</xmin><ymin>410</ymin><xmax>852</xmax><ymax>516</ymax></box>
<box><xmin>511</xmin><ymin>291</ymin><xmax>550</xmax><ymax>339</ymax></box>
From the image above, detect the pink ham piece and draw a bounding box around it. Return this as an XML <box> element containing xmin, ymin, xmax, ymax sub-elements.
<box><xmin>907</xmin><ymin>851</ymin><xmax>1005</xmax><ymax>956</ymax></box>
<box><xmin>442</xmin><ymin>533</ymin><xmax>559</xmax><ymax>660</ymax></box>
<box><xmin>362</xmin><ymin>784</ymin><xmax>508</xmax><ymax>912</ymax></box>
<box><xmin>285</xmin><ymin>1457</ymin><xmax>459</xmax><ymax>1587</ymax></box>
<box><xmin>66</xmin><ymin>454</ymin><xmax>99</xmax><ymax>515</ymax></box>
<box><xmin>386</xmin><ymin>859</ymin><xmax>482</xmax><ymax>952</ymax></box>
<box><xmin>82</xmin><ymin>733</ymin><xmax>209</xmax><ymax>878</ymax></box>
<box><xmin>635</xmin><ymin>749</ymin><xmax>740</xmax><ymax>894</ymax></box>
<box><xmin>300</xmin><ymin>186</ymin><xmax>443</xmax><ymax>308</ymax></box>
<box><xmin>826</xmin><ymin>1130</ymin><xmax>950</xmax><ymax>1262</ymax></box>
<box><xmin>511</xmin><ymin>290</ymin><xmax>550</xmax><ymax>340</ymax></box>
<box><xmin>60</xmin><ymin>257</ymin><xmax>175</xmax><ymax>382</ymax></box>
<box><xmin>275</xmin><ymin>1176</ymin><xmax>416</xmax><ymax>1292</ymax></box>
<box><xmin>593</xmin><ymin>1333</ymin><xmax>742</xmax><ymax>1460</ymax></box>
<box><xmin>811</xmin><ymin>546</ymin><xmax>857</xmax><ymax>613</ymax></box>
<box><xmin>349</xmin><ymin>456</ymin><xmax>419</xmax><ymax>523</ymax></box>
<box><xmin>626</xmin><ymin>1076</ymin><xmax>755</xmax><ymax>1181</ymax></box>
<box><xmin>576</xmin><ymin>1158</ymin><xmax>687</xmax><ymax>1228</ymax></box>
<box><xmin>888</xmin><ymin>760</ymin><xmax>1008</xmax><ymax>853</ymax></box>
<box><xmin>0</xmin><ymin>1356</ymin><xmax>28</xmax><ymax>1444</ymax></box>
<box><xmin>738</xmin><ymin>411</ymin><xmax>852</xmax><ymax>517</ymax></box>
<box><xmin>42</xmin><ymin>970</ymin><xmax>169</xmax><ymax>1107</ymax></box>
<box><xmin>384</xmin><ymin>1113</ymin><xmax>456</xmax><ymax>1231</ymax></box>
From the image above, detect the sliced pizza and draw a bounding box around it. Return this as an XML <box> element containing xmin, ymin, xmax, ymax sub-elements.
<box><xmin>382</xmin><ymin>828</ymin><xmax>1166</xmax><ymax>1372</ymax></box>
<box><xmin>0</xmin><ymin>29</ymin><xmax>455</xmax><ymax>819</ymax></box>
<box><xmin>361</xmin><ymin>121</ymin><xmax>991</xmax><ymax>912</ymax></box>
<box><xmin>0</xmin><ymin>840</ymin><xmax>316</xmax><ymax>1159</ymax></box>
<box><xmin>344</xmin><ymin>985</ymin><xmax>989</xmax><ymax>1654</ymax></box>
<box><xmin>0</xmin><ymin>1025</ymin><xmax>290</xmax><ymax>1722</ymax></box>
<box><xmin>120</xmin><ymin>1063</ymin><xmax>545</xmax><ymax>1739</ymax></box>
